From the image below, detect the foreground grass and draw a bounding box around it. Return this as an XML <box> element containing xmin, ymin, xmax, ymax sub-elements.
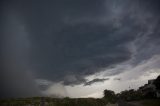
<box><xmin>0</xmin><ymin>97</ymin><xmax>107</xmax><ymax>106</ymax></box>
<box><xmin>140</xmin><ymin>99</ymin><xmax>160</xmax><ymax>106</ymax></box>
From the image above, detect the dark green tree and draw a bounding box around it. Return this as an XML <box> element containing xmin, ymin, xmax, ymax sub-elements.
<box><xmin>103</xmin><ymin>89</ymin><xmax>117</xmax><ymax>103</ymax></box>
<box><xmin>154</xmin><ymin>75</ymin><xmax>160</xmax><ymax>90</ymax></box>
<box><xmin>119</xmin><ymin>89</ymin><xmax>143</xmax><ymax>101</ymax></box>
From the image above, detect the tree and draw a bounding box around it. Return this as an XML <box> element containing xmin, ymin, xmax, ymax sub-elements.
<box><xmin>154</xmin><ymin>75</ymin><xmax>160</xmax><ymax>90</ymax></box>
<box><xmin>103</xmin><ymin>89</ymin><xmax>117</xmax><ymax>103</ymax></box>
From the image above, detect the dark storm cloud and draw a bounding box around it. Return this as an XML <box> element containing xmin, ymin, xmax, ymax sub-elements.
<box><xmin>84</xmin><ymin>78</ymin><xmax>109</xmax><ymax>86</ymax></box>
<box><xmin>1</xmin><ymin>0</ymin><xmax>160</xmax><ymax>91</ymax></box>
<box><xmin>26</xmin><ymin>0</ymin><xmax>136</xmax><ymax>84</ymax></box>
<box><xmin>0</xmin><ymin>5</ymin><xmax>41</xmax><ymax>98</ymax></box>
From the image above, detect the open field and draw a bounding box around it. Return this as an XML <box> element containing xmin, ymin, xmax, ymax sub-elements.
<box><xmin>0</xmin><ymin>97</ymin><xmax>108</xmax><ymax>106</ymax></box>
<box><xmin>1</xmin><ymin>97</ymin><xmax>160</xmax><ymax>106</ymax></box>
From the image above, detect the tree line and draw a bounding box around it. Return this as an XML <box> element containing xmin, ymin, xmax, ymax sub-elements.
<box><xmin>103</xmin><ymin>75</ymin><xmax>160</xmax><ymax>103</ymax></box>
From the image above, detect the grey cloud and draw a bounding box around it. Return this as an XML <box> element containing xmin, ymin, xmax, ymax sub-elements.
<box><xmin>22</xmin><ymin>0</ymin><xmax>160</xmax><ymax>85</ymax></box>
<box><xmin>36</xmin><ymin>79</ymin><xmax>53</xmax><ymax>91</ymax></box>
<box><xmin>113</xmin><ymin>78</ymin><xmax>121</xmax><ymax>81</ymax></box>
<box><xmin>1</xmin><ymin>0</ymin><xmax>160</xmax><ymax>91</ymax></box>
<box><xmin>0</xmin><ymin>9</ymin><xmax>41</xmax><ymax>98</ymax></box>
<box><xmin>84</xmin><ymin>78</ymin><xmax>109</xmax><ymax>86</ymax></box>
<box><xmin>62</xmin><ymin>75</ymin><xmax>86</xmax><ymax>86</ymax></box>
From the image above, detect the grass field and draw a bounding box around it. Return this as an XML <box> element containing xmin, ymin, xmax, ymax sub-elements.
<box><xmin>0</xmin><ymin>97</ymin><xmax>108</xmax><ymax>106</ymax></box>
<box><xmin>1</xmin><ymin>97</ymin><xmax>160</xmax><ymax>106</ymax></box>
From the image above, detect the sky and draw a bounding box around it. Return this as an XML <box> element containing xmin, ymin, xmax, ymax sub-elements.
<box><xmin>0</xmin><ymin>0</ymin><xmax>160</xmax><ymax>98</ymax></box>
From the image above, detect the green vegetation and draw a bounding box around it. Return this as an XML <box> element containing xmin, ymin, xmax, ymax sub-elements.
<box><xmin>103</xmin><ymin>89</ymin><xmax>117</xmax><ymax>103</ymax></box>
<box><xmin>118</xmin><ymin>89</ymin><xmax>143</xmax><ymax>101</ymax></box>
<box><xmin>154</xmin><ymin>75</ymin><xmax>160</xmax><ymax>90</ymax></box>
<box><xmin>0</xmin><ymin>97</ymin><xmax>107</xmax><ymax>106</ymax></box>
